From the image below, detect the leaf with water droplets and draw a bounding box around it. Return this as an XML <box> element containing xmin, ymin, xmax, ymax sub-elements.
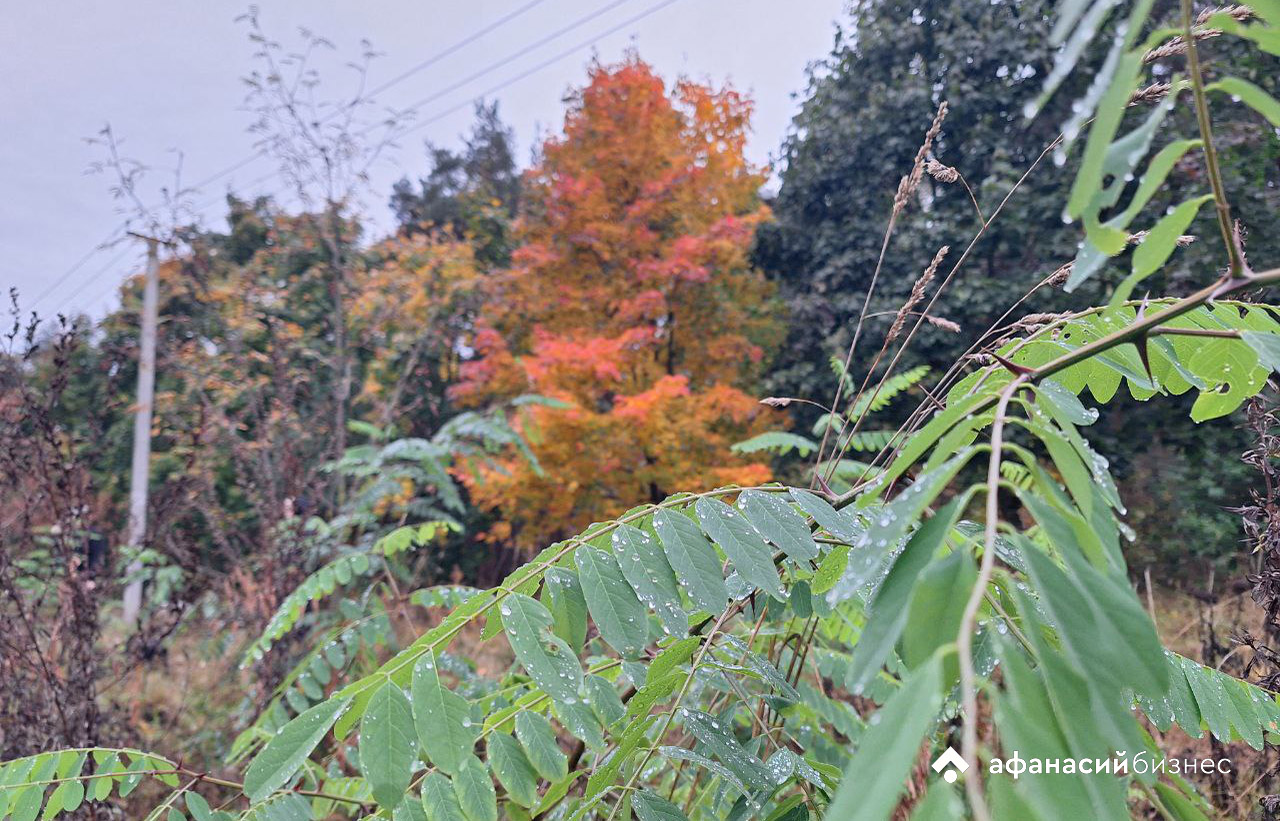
<box><xmin>576</xmin><ymin>546</ymin><xmax>649</xmax><ymax>659</ymax></box>
<box><xmin>243</xmin><ymin>695</ymin><xmax>350</xmax><ymax>803</ymax></box>
<box><xmin>501</xmin><ymin>594</ymin><xmax>583</xmax><ymax>705</ymax></box>
<box><xmin>542</xmin><ymin>567</ymin><xmax>588</xmax><ymax>649</ymax></box>
<box><xmin>657</xmin><ymin>746</ymin><xmax>747</xmax><ymax>794</ymax></box>
<box><xmin>631</xmin><ymin>789</ymin><xmax>690</xmax><ymax>821</ymax></box>
<box><xmin>412</xmin><ymin>652</ymin><xmax>477</xmax><ymax>776</ymax></box>
<box><xmin>1242</xmin><ymin>331</ymin><xmax>1280</xmax><ymax>373</ymax></box>
<box><xmin>738</xmin><ymin>490</ymin><xmax>818</xmax><ymax>561</ymax></box>
<box><xmin>451</xmin><ymin>756</ymin><xmax>497</xmax><ymax>821</ymax></box>
<box><xmin>720</xmin><ymin>636</ymin><xmax>799</xmax><ymax>701</ymax></box>
<box><xmin>487</xmin><ymin>733</ymin><xmax>539</xmax><ymax>808</ymax></box>
<box><xmin>514</xmin><ymin>712</ymin><xmax>567</xmax><ymax>782</ymax></box>
<box><xmin>1036</xmin><ymin>379</ymin><xmax>1097</xmax><ymax>427</ymax></box>
<box><xmin>551</xmin><ymin>697</ymin><xmax>605</xmax><ymax>750</ymax></box>
<box><xmin>790</xmin><ymin>488</ymin><xmax>863</xmax><ymax>543</ymax></box>
<box><xmin>584</xmin><ymin>674</ymin><xmax>627</xmax><ymax>727</ymax></box>
<box><xmin>764</xmin><ymin>749</ymin><xmax>825</xmax><ymax>792</ymax></box>
<box><xmin>613</xmin><ymin>524</ymin><xmax>687</xmax><ymax>635</ymax></box>
<box><xmin>419</xmin><ymin>772</ymin><xmax>466</xmax><ymax>821</ymax></box>
<box><xmin>653</xmin><ymin>508</ymin><xmax>728</xmax><ymax>614</ymax></box>
<box><xmin>360</xmin><ymin>681</ymin><xmax>416</xmax><ymax>809</ymax></box>
<box><xmin>696</xmin><ymin>498</ymin><xmax>785</xmax><ymax>601</ymax></box>
<box><xmin>679</xmin><ymin>709</ymin><xmax>771</xmax><ymax>790</ymax></box>
<box><xmin>847</xmin><ymin>496</ymin><xmax>966</xmax><ymax>693</ymax></box>
<box><xmin>829</xmin><ymin>449</ymin><xmax>973</xmax><ymax>605</ymax></box>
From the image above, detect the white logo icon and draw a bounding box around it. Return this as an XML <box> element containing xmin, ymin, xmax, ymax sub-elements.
<box><xmin>932</xmin><ymin>747</ymin><xmax>969</xmax><ymax>783</ymax></box>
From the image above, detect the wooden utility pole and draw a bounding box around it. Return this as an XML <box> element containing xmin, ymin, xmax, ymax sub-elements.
<box><xmin>121</xmin><ymin>236</ymin><xmax>160</xmax><ymax>625</ymax></box>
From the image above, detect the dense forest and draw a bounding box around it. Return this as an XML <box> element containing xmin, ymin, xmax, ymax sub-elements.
<box><xmin>4</xmin><ymin>0</ymin><xmax>1280</xmax><ymax>818</ymax></box>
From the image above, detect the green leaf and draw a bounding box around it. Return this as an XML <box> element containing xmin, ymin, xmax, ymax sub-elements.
<box><xmin>908</xmin><ymin>784</ymin><xmax>964</xmax><ymax>820</ymax></box>
<box><xmin>695</xmin><ymin>497</ymin><xmax>785</xmax><ymax>601</ymax></box>
<box><xmin>451</xmin><ymin>756</ymin><xmax>497</xmax><ymax>821</ymax></box>
<box><xmin>737</xmin><ymin>490</ymin><xmax>819</xmax><ymax>561</ymax></box>
<box><xmin>1209</xmin><ymin>76</ymin><xmax>1280</xmax><ymax>127</ymax></box>
<box><xmin>585</xmin><ymin>715</ymin><xmax>655</xmax><ymax>802</ymax></box>
<box><xmin>575</xmin><ymin>546</ymin><xmax>650</xmax><ymax>659</ymax></box>
<box><xmin>90</xmin><ymin>759</ymin><xmax>121</xmax><ymax>803</ymax></box>
<box><xmin>1189</xmin><ymin>337</ymin><xmax>1265</xmax><ymax>421</ymax></box>
<box><xmin>902</xmin><ymin>550</ymin><xmax>976</xmax><ymax>669</ymax></box>
<box><xmin>992</xmin><ymin>640</ymin><xmax>1104</xmax><ymax>819</ymax></box>
<box><xmin>631</xmin><ymin>789</ymin><xmax>691</xmax><ymax>821</ymax></box>
<box><xmin>244</xmin><ymin>696</ymin><xmax>350</xmax><ymax>803</ymax></box>
<box><xmin>831</xmin><ymin>449</ymin><xmax>973</xmax><ymax>604</ymax></box>
<box><xmin>1153</xmin><ymin>782</ymin><xmax>1213</xmax><ymax>821</ymax></box>
<box><xmin>848</xmin><ymin>497</ymin><xmax>967</xmax><ymax>692</ymax></box>
<box><xmin>1242</xmin><ymin>331</ymin><xmax>1280</xmax><ymax>372</ymax></box>
<box><xmin>1123</xmin><ymin>194</ymin><xmax>1213</xmax><ymax>285</ymax></box>
<box><xmin>731</xmin><ymin>431</ymin><xmax>818</xmax><ymax>457</ymax></box>
<box><xmin>420</xmin><ymin>772</ymin><xmax>467</xmax><ymax>821</ymax></box>
<box><xmin>585</xmin><ymin>674</ymin><xmax>627</xmax><ymax>727</ymax></box>
<box><xmin>542</xmin><ymin>568</ymin><xmax>588</xmax><ymax>649</ymax></box>
<box><xmin>185</xmin><ymin>793</ymin><xmax>214</xmax><ymax>821</ymax></box>
<box><xmin>1067</xmin><ymin>47</ymin><xmax>1146</xmax><ymax>219</ymax></box>
<box><xmin>613</xmin><ymin>524</ymin><xmax>687</xmax><ymax>636</ymax></box>
<box><xmin>394</xmin><ymin>800</ymin><xmax>429</xmax><ymax>821</ymax></box>
<box><xmin>720</xmin><ymin>636</ymin><xmax>800</xmax><ymax>701</ymax></box>
<box><xmin>501</xmin><ymin>594</ymin><xmax>584</xmax><ymax>704</ymax></box>
<box><xmin>1035</xmin><ymin>379</ymin><xmax>1098</xmax><ymax>427</ymax></box>
<box><xmin>653</xmin><ymin>508</ymin><xmax>728</xmax><ymax>613</ymax></box>
<box><xmin>827</xmin><ymin>655</ymin><xmax>945</xmax><ymax>821</ymax></box>
<box><xmin>514</xmin><ymin>712</ymin><xmax>568</xmax><ymax>782</ymax></box>
<box><xmin>789</xmin><ymin>488</ymin><xmax>863</xmax><ymax>543</ymax></box>
<box><xmin>1020</xmin><ymin>539</ymin><xmax>1167</xmax><ymax>699</ymax></box>
<box><xmin>810</xmin><ymin>544</ymin><xmax>849</xmax><ymax>595</ymax></box>
<box><xmin>413</xmin><ymin>653</ymin><xmax>477</xmax><ymax>776</ymax></box>
<box><xmin>487</xmin><ymin>733</ymin><xmax>539</xmax><ymax>808</ymax></box>
<box><xmin>655</xmin><ymin>746</ymin><xmax>747</xmax><ymax>795</ymax></box>
<box><xmin>678</xmin><ymin>708</ymin><xmax>771</xmax><ymax>790</ymax></box>
<box><xmin>361</xmin><ymin>681</ymin><xmax>416</xmax><ymax>808</ymax></box>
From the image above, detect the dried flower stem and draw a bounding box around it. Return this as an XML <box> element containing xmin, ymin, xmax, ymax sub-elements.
<box><xmin>813</xmin><ymin>102</ymin><xmax>949</xmax><ymax>478</ymax></box>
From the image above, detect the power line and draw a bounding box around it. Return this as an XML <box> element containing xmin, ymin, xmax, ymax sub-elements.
<box><xmin>364</xmin><ymin>0</ymin><xmax>552</xmax><ymax>99</ymax></box>
<box><xmin>394</xmin><ymin>0</ymin><xmax>686</xmax><ymax>143</ymax></box>
<box><xmin>38</xmin><ymin>0</ymin><xmax>557</xmax><ymax>313</ymax></box>
<box><xmin>47</xmin><ymin>0</ymin><xmax>688</xmax><ymax>315</ymax></box>
<box><xmin>374</xmin><ymin>0</ymin><xmax>637</xmax><ymax>131</ymax></box>
<box><xmin>78</xmin><ymin>248</ymin><xmax>144</xmax><ymax>310</ymax></box>
<box><xmin>42</xmin><ymin>246</ymin><xmax>136</xmax><ymax>316</ymax></box>
<box><xmin>188</xmin><ymin>0</ymin><xmax>681</xmax><ymax>209</ymax></box>
<box><xmin>180</xmin><ymin>0</ymin><xmax>557</xmax><ymax>196</ymax></box>
<box><xmin>27</xmin><ymin>227</ymin><xmax>127</xmax><ymax>311</ymax></box>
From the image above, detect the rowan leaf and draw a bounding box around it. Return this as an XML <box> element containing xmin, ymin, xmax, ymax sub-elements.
<box><xmin>653</xmin><ymin>508</ymin><xmax>728</xmax><ymax>614</ymax></box>
<box><xmin>575</xmin><ymin>545</ymin><xmax>649</xmax><ymax>659</ymax></box>
<box><xmin>244</xmin><ymin>696</ymin><xmax>350</xmax><ymax>803</ymax></box>
<box><xmin>412</xmin><ymin>653</ymin><xmax>477</xmax><ymax>776</ymax></box>
<box><xmin>695</xmin><ymin>497</ymin><xmax>786</xmax><ymax>601</ymax></box>
<box><xmin>360</xmin><ymin>681</ymin><xmax>416</xmax><ymax>808</ymax></box>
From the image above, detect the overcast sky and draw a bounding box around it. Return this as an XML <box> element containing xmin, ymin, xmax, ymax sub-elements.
<box><xmin>0</xmin><ymin>0</ymin><xmax>844</xmax><ymax>318</ymax></box>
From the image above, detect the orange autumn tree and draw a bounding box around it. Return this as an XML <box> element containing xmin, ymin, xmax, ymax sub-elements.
<box><xmin>454</xmin><ymin>55</ymin><xmax>782</xmax><ymax>548</ymax></box>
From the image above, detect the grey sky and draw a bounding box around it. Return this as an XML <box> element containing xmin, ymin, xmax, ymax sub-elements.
<box><xmin>0</xmin><ymin>0</ymin><xmax>844</xmax><ymax>318</ymax></box>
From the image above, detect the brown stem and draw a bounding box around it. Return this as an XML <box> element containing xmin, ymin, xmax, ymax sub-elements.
<box><xmin>1181</xmin><ymin>0</ymin><xmax>1243</xmax><ymax>277</ymax></box>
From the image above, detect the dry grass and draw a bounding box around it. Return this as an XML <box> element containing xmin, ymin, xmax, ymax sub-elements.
<box><xmin>1147</xmin><ymin>583</ymin><xmax>1280</xmax><ymax>817</ymax></box>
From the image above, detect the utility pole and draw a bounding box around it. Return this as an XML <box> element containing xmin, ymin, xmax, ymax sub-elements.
<box><xmin>121</xmin><ymin>236</ymin><xmax>160</xmax><ymax>625</ymax></box>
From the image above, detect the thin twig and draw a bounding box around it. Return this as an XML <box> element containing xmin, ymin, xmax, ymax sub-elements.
<box><xmin>957</xmin><ymin>374</ymin><xmax>1025</xmax><ymax>821</ymax></box>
